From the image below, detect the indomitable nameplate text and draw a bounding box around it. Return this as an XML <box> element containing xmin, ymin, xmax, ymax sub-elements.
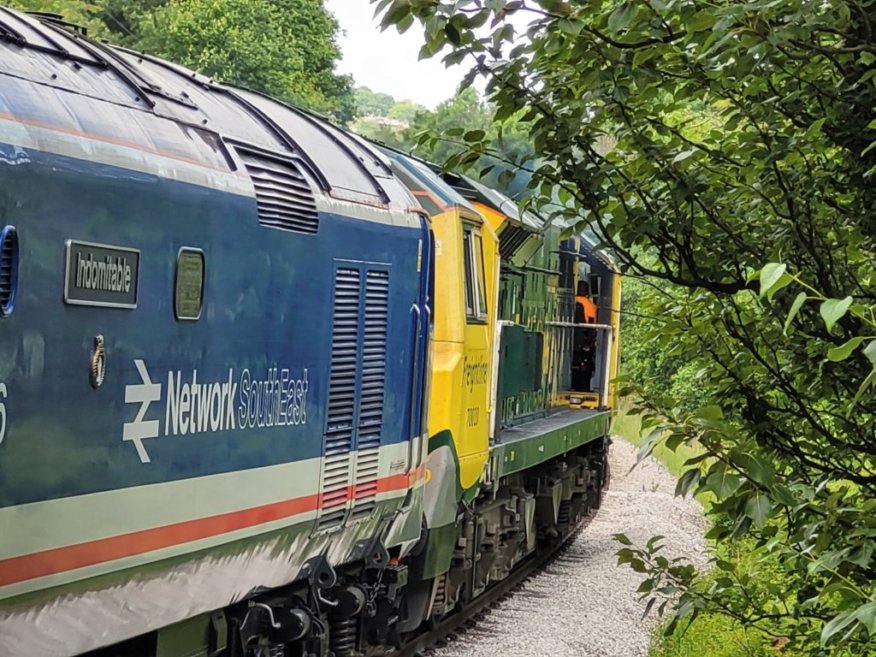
<box><xmin>64</xmin><ymin>240</ymin><xmax>140</xmax><ymax>309</ymax></box>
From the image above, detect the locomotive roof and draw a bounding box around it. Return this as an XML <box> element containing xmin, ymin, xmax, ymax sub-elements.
<box><xmin>0</xmin><ymin>9</ymin><xmax>416</xmax><ymax>213</ymax></box>
<box><xmin>433</xmin><ymin>169</ymin><xmax>542</xmax><ymax>233</ymax></box>
<box><xmin>377</xmin><ymin>146</ymin><xmax>480</xmax><ymax>218</ymax></box>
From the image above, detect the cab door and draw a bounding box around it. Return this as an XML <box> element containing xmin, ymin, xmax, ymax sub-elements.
<box><xmin>456</xmin><ymin>219</ymin><xmax>498</xmax><ymax>492</ymax></box>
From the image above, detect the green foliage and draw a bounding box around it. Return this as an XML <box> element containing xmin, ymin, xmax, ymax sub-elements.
<box><xmin>411</xmin><ymin>87</ymin><xmax>536</xmax><ymax>194</ymax></box>
<box><xmin>619</xmin><ymin>276</ymin><xmax>711</xmax><ymax>415</ymax></box>
<box><xmin>8</xmin><ymin>0</ymin><xmax>355</xmax><ymax>122</ymax></box>
<box><xmin>350</xmin><ymin>89</ymin><xmax>429</xmax><ymax>148</ymax></box>
<box><xmin>612</xmin><ymin>403</ymin><xmax>703</xmax><ymax>480</ymax></box>
<box><xmin>7</xmin><ymin>0</ymin><xmax>106</xmax><ymax>33</ymax></box>
<box><xmin>355</xmin><ymin>87</ymin><xmax>398</xmax><ymax>117</ymax></box>
<box><xmin>651</xmin><ymin>610</ymin><xmax>773</xmax><ymax>657</ymax></box>
<box><xmin>353</xmin><ymin>86</ymin><xmax>534</xmax><ymax>196</ymax></box>
<box><xmin>138</xmin><ymin>0</ymin><xmax>354</xmax><ymax>120</ymax></box>
<box><xmin>376</xmin><ymin>0</ymin><xmax>876</xmax><ymax>653</ymax></box>
<box><xmin>387</xmin><ymin>100</ymin><xmax>426</xmax><ymax>123</ymax></box>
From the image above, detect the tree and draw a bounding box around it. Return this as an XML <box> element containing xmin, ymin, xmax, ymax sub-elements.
<box><xmin>387</xmin><ymin>99</ymin><xmax>427</xmax><ymax>123</ymax></box>
<box><xmin>138</xmin><ymin>0</ymin><xmax>354</xmax><ymax>122</ymax></box>
<box><xmin>618</xmin><ymin>274</ymin><xmax>711</xmax><ymax>415</ymax></box>
<box><xmin>352</xmin><ymin>86</ymin><xmax>533</xmax><ymax>196</ymax></box>
<box><xmin>376</xmin><ymin>0</ymin><xmax>876</xmax><ymax>653</ymax></box>
<box><xmin>7</xmin><ymin>0</ymin><xmax>106</xmax><ymax>34</ymax></box>
<box><xmin>355</xmin><ymin>86</ymin><xmax>397</xmax><ymax>117</ymax></box>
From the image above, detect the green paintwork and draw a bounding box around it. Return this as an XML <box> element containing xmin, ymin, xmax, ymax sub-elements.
<box><xmin>418</xmin><ymin>522</ymin><xmax>458</xmax><ymax>581</ymax></box>
<box><xmin>461</xmin><ymin>482</ymin><xmax>480</xmax><ymax>504</ymax></box>
<box><xmin>497</xmin><ymin>227</ymin><xmax>573</xmax><ymax>426</ymax></box>
<box><xmin>492</xmin><ymin>411</ymin><xmax>609</xmax><ymax>479</ymax></box>
<box><xmin>500</xmin><ymin>325</ymin><xmax>542</xmax><ymax>397</ymax></box>
<box><xmin>156</xmin><ymin>613</ymin><xmax>215</xmax><ymax>657</ymax></box>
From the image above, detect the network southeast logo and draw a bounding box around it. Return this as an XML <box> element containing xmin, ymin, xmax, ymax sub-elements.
<box><xmin>123</xmin><ymin>359</ymin><xmax>310</xmax><ymax>463</ymax></box>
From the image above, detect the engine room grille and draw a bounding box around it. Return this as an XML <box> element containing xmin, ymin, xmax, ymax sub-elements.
<box><xmin>237</xmin><ymin>148</ymin><xmax>319</xmax><ymax>235</ymax></box>
<box><xmin>319</xmin><ymin>268</ymin><xmax>361</xmax><ymax>528</ymax></box>
<box><xmin>357</xmin><ymin>271</ymin><xmax>388</xmax><ymax>450</ymax></box>
<box><xmin>352</xmin><ymin>270</ymin><xmax>389</xmax><ymax>518</ymax></box>
<box><xmin>0</xmin><ymin>226</ymin><xmax>19</xmax><ymax>317</ymax></box>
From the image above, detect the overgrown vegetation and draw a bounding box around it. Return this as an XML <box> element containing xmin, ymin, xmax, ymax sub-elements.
<box><xmin>619</xmin><ymin>277</ymin><xmax>711</xmax><ymax>416</ymax></box>
<box><xmin>615</xmin><ymin>406</ymin><xmax>774</xmax><ymax>657</ymax></box>
<box><xmin>376</xmin><ymin>0</ymin><xmax>876</xmax><ymax>654</ymax></box>
<box><xmin>8</xmin><ymin>0</ymin><xmax>355</xmax><ymax>121</ymax></box>
<box><xmin>354</xmin><ymin>86</ymin><xmax>535</xmax><ymax>194</ymax></box>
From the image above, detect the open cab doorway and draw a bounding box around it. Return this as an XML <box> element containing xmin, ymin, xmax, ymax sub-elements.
<box><xmin>558</xmin><ymin>237</ymin><xmax>621</xmax><ymax>412</ymax></box>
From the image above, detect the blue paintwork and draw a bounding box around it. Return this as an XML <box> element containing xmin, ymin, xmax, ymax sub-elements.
<box><xmin>0</xmin><ymin>143</ymin><xmax>428</xmax><ymax>508</ymax></box>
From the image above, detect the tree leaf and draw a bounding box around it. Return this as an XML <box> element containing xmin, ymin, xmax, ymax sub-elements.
<box><xmin>827</xmin><ymin>337</ymin><xmax>866</xmax><ymax>362</ymax></box>
<box><xmin>759</xmin><ymin>262</ymin><xmax>787</xmax><ymax>298</ymax></box>
<box><xmin>821</xmin><ymin>608</ymin><xmax>858</xmax><ymax>645</ymax></box>
<box><xmin>558</xmin><ymin>18</ymin><xmax>583</xmax><ymax>36</ymax></box>
<box><xmin>705</xmin><ymin>471</ymin><xmax>742</xmax><ymax>498</ymax></box>
<box><xmin>854</xmin><ymin>601</ymin><xmax>876</xmax><ymax>635</ymax></box>
<box><xmin>848</xmin><ymin>366</ymin><xmax>876</xmax><ymax>417</ymax></box>
<box><xmin>784</xmin><ymin>292</ymin><xmax>807</xmax><ymax>335</ymax></box>
<box><xmin>746</xmin><ymin>454</ymin><xmax>775</xmax><ymax>487</ymax></box>
<box><xmin>688</xmin><ymin>10</ymin><xmax>717</xmax><ymax>32</ymax></box>
<box><xmin>864</xmin><ymin>340</ymin><xmax>876</xmax><ymax>365</ymax></box>
<box><xmin>820</xmin><ymin>297</ymin><xmax>853</xmax><ymax>332</ymax></box>
<box><xmin>607</xmin><ymin>2</ymin><xmax>636</xmax><ymax>33</ymax></box>
<box><xmin>697</xmin><ymin>405</ymin><xmax>723</xmax><ymax>420</ymax></box>
<box><xmin>672</xmin><ymin>149</ymin><xmax>697</xmax><ymax>164</ymax></box>
<box><xmin>675</xmin><ymin>468</ymin><xmax>700</xmax><ymax>497</ymax></box>
<box><xmin>744</xmin><ymin>491</ymin><xmax>771</xmax><ymax>527</ymax></box>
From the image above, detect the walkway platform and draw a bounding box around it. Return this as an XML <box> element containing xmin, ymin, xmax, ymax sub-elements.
<box><xmin>491</xmin><ymin>408</ymin><xmax>611</xmax><ymax>478</ymax></box>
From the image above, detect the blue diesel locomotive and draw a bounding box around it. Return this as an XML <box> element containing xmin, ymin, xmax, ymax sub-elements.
<box><xmin>0</xmin><ymin>9</ymin><xmax>431</xmax><ymax>657</ymax></box>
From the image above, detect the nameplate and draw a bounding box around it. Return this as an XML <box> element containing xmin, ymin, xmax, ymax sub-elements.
<box><xmin>64</xmin><ymin>240</ymin><xmax>140</xmax><ymax>309</ymax></box>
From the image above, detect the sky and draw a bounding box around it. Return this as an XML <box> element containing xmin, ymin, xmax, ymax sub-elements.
<box><xmin>323</xmin><ymin>1</ymin><xmax>465</xmax><ymax>109</ymax></box>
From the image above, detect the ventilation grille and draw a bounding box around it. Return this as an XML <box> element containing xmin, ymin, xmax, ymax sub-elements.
<box><xmin>352</xmin><ymin>271</ymin><xmax>389</xmax><ymax>518</ymax></box>
<box><xmin>498</xmin><ymin>223</ymin><xmax>532</xmax><ymax>260</ymax></box>
<box><xmin>0</xmin><ymin>226</ymin><xmax>18</xmax><ymax>317</ymax></box>
<box><xmin>352</xmin><ymin>448</ymin><xmax>380</xmax><ymax>520</ymax></box>
<box><xmin>319</xmin><ymin>268</ymin><xmax>360</xmax><ymax>528</ymax></box>
<box><xmin>238</xmin><ymin>148</ymin><xmax>319</xmax><ymax>234</ymax></box>
<box><xmin>357</xmin><ymin>271</ymin><xmax>388</xmax><ymax>451</ymax></box>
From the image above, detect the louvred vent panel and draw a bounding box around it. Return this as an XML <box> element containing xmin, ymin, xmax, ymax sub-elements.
<box><xmin>318</xmin><ymin>268</ymin><xmax>360</xmax><ymax>528</ymax></box>
<box><xmin>0</xmin><ymin>226</ymin><xmax>18</xmax><ymax>316</ymax></box>
<box><xmin>238</xmin><ymin>147</ymin><xmax>319</xmax><ymax>234</ymax></box>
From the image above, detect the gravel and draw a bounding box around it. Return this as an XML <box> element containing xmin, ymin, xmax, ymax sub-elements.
<box><xmin>431</xmin><ymin>438</ymin><xmax>708</xmax><ymax>657</ymax></box>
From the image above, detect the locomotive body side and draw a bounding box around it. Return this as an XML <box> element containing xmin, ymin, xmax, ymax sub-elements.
<box><xmin>0</xmin><ymin>11</ymin><xmax>430</xmax><ymax>657</ymax></box>
<box><xmin>384</xmin><ymin>166</ymin><xmax>619</xmax><ymax>624</ymax></box>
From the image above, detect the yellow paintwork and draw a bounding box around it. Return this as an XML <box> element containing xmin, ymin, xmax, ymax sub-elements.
<box><xmin>425</xmin><ymin>196</ymin><xmax>619</xmax><ymax>492</ymax></box>
<box><xmin>608</xmin><ymin>270</ymin><xmax>622</xmax><ymax>409</ymax></box>
<box><xmin>472</xmin><ymin>203</ymin><xmax>504</xmax><ymax>238</ymax></box>
<box><xmin>427</xmin><ymin>207</ymin><xmax>500</xmax><ymax>491</ymax></box>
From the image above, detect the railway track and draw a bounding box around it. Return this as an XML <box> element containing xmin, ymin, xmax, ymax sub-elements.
<box><xmin>393</xmin><ymin>514</ymin><xmax>597</xmax><ymax>657</ymax></box>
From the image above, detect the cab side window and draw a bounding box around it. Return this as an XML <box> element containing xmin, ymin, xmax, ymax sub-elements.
<box><xmin>463</xmin><ymin>226</ymin><xmax>488</xmax><ymax>323</ymax></box>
